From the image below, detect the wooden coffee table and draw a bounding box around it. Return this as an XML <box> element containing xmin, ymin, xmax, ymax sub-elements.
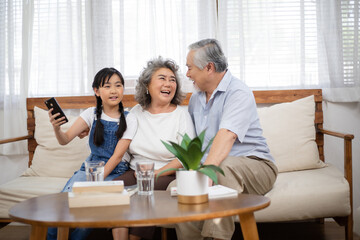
<box><xmin>9</xmin><ymin>191</ymin><xmax>270</xmax><ymax>240</ymax></box>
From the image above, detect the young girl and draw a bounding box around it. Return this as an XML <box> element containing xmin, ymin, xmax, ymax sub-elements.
<box><xmin>47</xmin><ymin>67</ymin><xmax>137</xmax><ymax>240</ymax></box>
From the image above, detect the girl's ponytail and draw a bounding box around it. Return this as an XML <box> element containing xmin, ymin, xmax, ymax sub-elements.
<box><xmin>93</xmin><ymin>96</ymin><xmax>104</xmax><ymax>146</ymax></box>
<box><xmin>116</xmin><ymin>102</ymin><xmax>127</xmax><ymax>139</ymax></box>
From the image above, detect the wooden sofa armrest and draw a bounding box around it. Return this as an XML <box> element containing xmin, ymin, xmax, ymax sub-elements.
<box><xmin>317</xmin><ymin>128</ymin><xmax>354</xmax><ymax>180</ymax></box>
<box><xmin>318</xmin><ymin>128</ymin><xmax>354</xmax><ymax>141</ymax></box>
<box><xmin>0</xmin><ymin>135</ymin><xmax>31</xmax><ymax>145</ymax></box>
<box><xmin>318</xmin><ymin>127</ymin><xmax>354</xmax><ymax>238</ymax></box>
<box><xmin>0</xmin><ymin>135</ymin><xmax>31</xmax><ymax>224</ymax></box>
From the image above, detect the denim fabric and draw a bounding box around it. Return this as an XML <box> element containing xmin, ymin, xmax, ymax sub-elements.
<box><xmin>47</xmin><ymin>115</ymin><xmax>129</xmax><ymax>240</ymax></box>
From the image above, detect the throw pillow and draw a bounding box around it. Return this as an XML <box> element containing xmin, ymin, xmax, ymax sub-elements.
<box><xmin>257</xmin><ymin>95</ymin><xmax>326</xmax><ymax>172</ymax></box>
<box><xmin>22</xmin><ymin>107</ymin><xmax>90</xmax><ymax>178</ymax></box>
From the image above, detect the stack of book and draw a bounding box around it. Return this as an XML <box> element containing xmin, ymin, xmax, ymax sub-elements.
<box><xmin>68</xmin><ymin>180</ymin><xmax>130</xmax><ymax>208</ymax></box>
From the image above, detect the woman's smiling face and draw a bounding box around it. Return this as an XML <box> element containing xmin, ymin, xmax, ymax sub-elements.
<box><xmin>148</xmin><ymin>67</ymin><xmax>177</xmax><ymax>106</ymax></box>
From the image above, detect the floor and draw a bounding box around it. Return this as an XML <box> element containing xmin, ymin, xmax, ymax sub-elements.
<box><xmin>1</xmin><ymin>221</ymin><xmax>359</xmax><ymax>240</ymax></box>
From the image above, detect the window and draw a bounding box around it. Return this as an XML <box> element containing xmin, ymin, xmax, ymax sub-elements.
<box><xmin>218</xmin><ymin>0</ymin><xmax>359</xmax><ymax>92</ymax></box>
<box><xmin>29</xmin><ymin>0</ymin><xmax>88</xmax><ymax>96</ymax></box>
<box><xmin>28</xmin><ymin>0</ymin><xmax>216</xmax><ymax>96</ymax></box>
<box><xmin>219</xmin><ymin>0</ymin><xmax>320</xmax><ymax>89</ymax></box>
<box><xmin>341</xmin><ymin>0</ymin><xmax>359</xmax><ymax>86</ymax></box>
<box><xmin>0</xmin><ymin>0</ymin><xmax>22</xmax><ymax>98</ymax></box>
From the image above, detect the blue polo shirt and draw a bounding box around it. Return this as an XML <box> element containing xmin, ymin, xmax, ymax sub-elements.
<box><xmin>188</xmin><ymin>70</ymin><xmax>274</xmax><ymax>163</ymax></box>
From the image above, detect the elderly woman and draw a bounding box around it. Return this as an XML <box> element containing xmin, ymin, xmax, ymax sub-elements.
<box><xmin>112</xmin><ymin>56</ymin><xmax>195</xmax><ymax>240</ymax></box>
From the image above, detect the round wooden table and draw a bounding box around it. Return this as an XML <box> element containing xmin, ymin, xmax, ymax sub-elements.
<box><xmin>9</xmin><ymin>191</ymin><xmax>270</xmax><ymax>240</ymax></box>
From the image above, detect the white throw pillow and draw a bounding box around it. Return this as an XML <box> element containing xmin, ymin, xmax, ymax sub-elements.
<box><xmin>22</xmin><ymin>107</ymin><xmax>90</xmax><ymax>178</ymax></box>
<box><xmin>257</xmin><ymin>95</ymin><xmax>326</xmax><ymax>172</ymax></box>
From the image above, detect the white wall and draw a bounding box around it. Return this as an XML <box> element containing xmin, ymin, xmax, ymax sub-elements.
<box><xmin>0</xmin><ymin>154</ymin><xmax>28</xmax><ymax>185</ymax></box>
<box><xmin>323</xmin><ymin>101</ymin><xmax>360</xmax><ymax>235</ymax></box>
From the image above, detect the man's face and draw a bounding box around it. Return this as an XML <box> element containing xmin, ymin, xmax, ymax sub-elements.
<box><xmin>186</xmin><ymin>50</ymin><xmax>209</xmax><ymax>91</ymax></box>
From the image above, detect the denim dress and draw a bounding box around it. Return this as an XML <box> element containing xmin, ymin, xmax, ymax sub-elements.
<box><xmin>62</xmin><ymin>116</ymin><xmax>130</xmax><ymax>192</ymax></box>
<box><xmin>47</xmin><ymin>114</ymin><xmax>129</xmax><ymax>240</ymax></box>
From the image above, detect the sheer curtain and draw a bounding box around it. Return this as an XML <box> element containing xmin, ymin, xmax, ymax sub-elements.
<box><xmin>0</xmin><ymin>0</ymin><xmax>216</xmax><ymax>155</ymax></box>
<box><xmin>0</xmin><ymin>1</ymin><xmax>27</xmax><ymax>155</ymax></box>
<box><xmin>112</xmin><ymin>0</ymin><xmax>217</xmax><ymax>93</ymax></box>
<box><xmin>318</xmin><ymin>0</ymin><xmax>360</xmax><ymax>102</ymax></box>
<box><xmin>29</xmin><ymin>0</ymin><xmax>217</xmax><ymax>96</ymax></box>
<box><xmin>29</xmin><ymin>1</ymin><xmax>89</xmax><ymax>96</ymax></box>
<box><xmin>217</xmin><ymin>0</ymin><xmax>360</xmax><ymax>102</ymax></box>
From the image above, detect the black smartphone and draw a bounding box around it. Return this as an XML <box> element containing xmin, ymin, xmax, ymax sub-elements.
<box><xmin>44</xmin><ymin>97</ymin><xmax>68</xmax><ymax>124</ymax></box>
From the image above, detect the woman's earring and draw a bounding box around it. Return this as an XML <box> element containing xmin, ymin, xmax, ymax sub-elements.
<box><xmin>146</xmin><ymin>89</ymin><xmax>149</xmax><ymax>95</ymax></box>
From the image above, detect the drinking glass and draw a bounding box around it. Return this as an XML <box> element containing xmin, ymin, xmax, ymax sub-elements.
<box><xmin>135</xmin><ymin>161</ymin><xmax>155</xmax><ymax>195</ymax></box>
<box><xmin>85</xmin><ymin>160</ymin><xmax>105</xmax><ymax>181</ymax></box>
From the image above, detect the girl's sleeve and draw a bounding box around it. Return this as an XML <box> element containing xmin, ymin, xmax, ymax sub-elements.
<box><xmin>79</xmin><ymin>107</ymin><xmax>94</xmax><ymax>128</ymax></box>
<box><xmin>121</xmin><ymin>112</ymin><xmax>138</xmax><ymax>140</ymax></box>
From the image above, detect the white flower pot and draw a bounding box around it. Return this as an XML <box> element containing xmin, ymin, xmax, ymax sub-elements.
<box><xmin>176</xmin><ymin>170</ymin><xmax>209</xmax><ymax>204</ymax></box>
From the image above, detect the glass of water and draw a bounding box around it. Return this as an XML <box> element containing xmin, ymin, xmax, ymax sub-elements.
<box><xmin>85</xmin><ymin>160</ymin><xmax>105</xmax><ymax>181</ymax></box>
<box><xmin>135</xmin><ymin>161</ymin><xmax>155</xmax><ymax>195</ymax></box>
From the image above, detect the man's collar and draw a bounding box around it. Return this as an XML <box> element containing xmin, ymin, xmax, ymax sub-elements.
<box><xmin>214</xmin><ymin>70</ymin><xmax>231</xmax><ymax>93</ymax></box>
<box><xmin>201</xmin><ymin>70</ymin><xmax>231</xmax><ymax>104</ymax></box>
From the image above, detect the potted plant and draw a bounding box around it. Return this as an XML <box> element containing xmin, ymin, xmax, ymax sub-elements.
<box><xmin>158</xmin><ymin>130</ymin><xmax>224</xmax><ymax>204</ymax></box>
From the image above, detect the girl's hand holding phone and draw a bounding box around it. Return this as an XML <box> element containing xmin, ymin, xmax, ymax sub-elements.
<box><xmin>48</xmin><ymin>108</ymin><xmax>68</xmax><ymax>130</ymax></box>
<box><xmin>45</xmin><ymin>97</ymin><xmax>68</xmax><ymax>128</ymax></box>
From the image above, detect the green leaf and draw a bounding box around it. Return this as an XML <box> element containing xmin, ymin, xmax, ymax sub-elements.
<box><xmin>170</xmin><ymin>142</ymin><xmax>192</xmax><ymax>170</ymax></box>
<box><xmin>189</xmin><ymin>136</ymin><xmax>202</xmax><ymax>149</ymax></box>
<box><xmin>156</xmin><ymin>168</ymin><xmax>179</xmax><ymax>181</ymax></box>
<box><xmin>198</xmin><ymin>167</ymin><xmax>218</xmax><ymax>184</ymax></box>
<box><xmin>198</xmin><ymin>129</ymin><xmax>206</xmax><ymax>145</ymax></box>
<box><xmin>161</xmin><ymin>140</ymin><xmax>176</xmax><ymax>154</ymax></box>
<box><xmin>161</xmin><ymin>130</ymin><xmax>224</xmax><ymax>179</ymax></box>
<box><xmin>161</xmin><ymin>140</ymin><xmax>189</xmax><ymax>169</ymax></box>
<box><xmin>161</xmin><ymin>140</ymin><xmax>181</xmax><ymax>159</ymax></box>
<box><xmin>202</xmin><ymin>164</ymin><xmax>225</xmax><ymax>176</ymax></box>
<box><xmin>186</xmin><ymin>142</ymin><xmax>204</xmax><ymax>170</ymax></box>
<box><xmin>203</xmin><ymin>137</ymin><xmax>214</xmax><ymax>154</ymax></box>
<box><xmin>180</xmin><ymin>133</ymin><xmax>192</xmax><ymax>150</ymax></box>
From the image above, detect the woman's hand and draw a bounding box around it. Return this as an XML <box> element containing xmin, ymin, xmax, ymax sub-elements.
<box><xmin>154</xmin><ymin>169</ymin><xmax>162</xmax><ymax>178</ymax></box>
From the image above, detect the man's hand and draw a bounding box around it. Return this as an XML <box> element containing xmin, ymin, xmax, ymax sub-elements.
<box><xmin>78</xmin><ymin>127</ymin><xmax>90</xmax><ymax>139</ymax></box>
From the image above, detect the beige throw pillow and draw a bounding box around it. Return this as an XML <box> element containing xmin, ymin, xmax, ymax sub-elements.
<box><xmin>257</xmin><ymin>95</ymin><xmax>326</xmax><ymax>172</ymax></box>
<box><xmin>22</xmin><ymin>107</ymin><xmax>90</xmax><ymax>178</ymax></box>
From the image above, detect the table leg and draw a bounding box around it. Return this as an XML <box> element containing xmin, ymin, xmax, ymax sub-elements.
<box><xmin>57</xmin><ymin>227</ymin><xmax>69</xmax><ymax>240</ymax></box>
<box><xmin>238</xmin><ymin>212</ymin><xmax>259</xmax><ymax>240</ymax></box>
<box><xmin>29</xmin><ymin>225</ymin><xmax>47</xmax><ymax>240</ymax></box>
<box><xmin>161</xmin><ymin>227</ymin><xmax>168</xmax><ymax>240</ymax></box>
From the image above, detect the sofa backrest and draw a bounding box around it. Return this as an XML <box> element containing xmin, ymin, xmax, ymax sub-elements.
<box><xmin>25</xmin><ymin>89</ymin><xmax>323</xmax><ymax>167</ymax></box>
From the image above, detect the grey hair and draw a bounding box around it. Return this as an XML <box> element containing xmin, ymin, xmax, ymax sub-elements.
<box><xmin>188</xmin><ymin>38</ymin><xmax>228</xmax><ymax>72</ymax></box>
<box><xmin>135</xmin><ymin>56</ymin><xmax>185</xmax><ymax>108</ymax></box>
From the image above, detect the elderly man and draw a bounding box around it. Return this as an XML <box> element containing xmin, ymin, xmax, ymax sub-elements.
<box><xmin>175</xmin><ymin>39</ymin><xmax>278</xmax><ymax>240</ymax></box>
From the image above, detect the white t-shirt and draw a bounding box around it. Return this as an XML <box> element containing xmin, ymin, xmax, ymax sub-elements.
<box><xmin>128</xmin><ymin>104</ymin><xmax>196</xmax><ymax>170</ymax></box>
<box><xmin>80</xmin><ymin>107</ymin><xmax>137</xmax><ymax>140</ymax></box>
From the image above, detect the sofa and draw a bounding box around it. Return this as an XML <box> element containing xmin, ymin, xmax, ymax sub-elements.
<box><xmin>0</xmin><ymin>89</ymin><xmax>354</xmax><ymax>240</ymax></box>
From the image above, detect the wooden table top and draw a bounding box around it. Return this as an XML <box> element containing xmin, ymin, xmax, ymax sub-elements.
<box><xmin>9</xmin><ymin>191</ymin><xmax>270</xmax><ymax>228</ymax></box>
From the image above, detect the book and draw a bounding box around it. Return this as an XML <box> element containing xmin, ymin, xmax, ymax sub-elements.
<box><xmin>72</xmin><ymin>180</ymin><xmax>124</xmax><ymax>193</ymax></box>
<box><xmin>68</xmin><ymin>190</ymin><xmax>130</xmax><ymax>208</ymax></box>
<box><xmin>208</xmin><ymin>185</ymin><xmax>238</xmax><ymax>199</ymax></box>
<box><xmin>170</xmin><ymin>185</ymin><xmax>238</xmax><ymax>200</ymax></box>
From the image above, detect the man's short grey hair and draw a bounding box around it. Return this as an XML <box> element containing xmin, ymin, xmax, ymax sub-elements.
<box><xmin>135</xmin><ymin>56</ymin><xmax>185</xmax><ymax>108</ymax></box>
<box><xmin>188</xmin><ymin>38</ymin><xmax>228</xmax><ymax>72</ymax></box>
